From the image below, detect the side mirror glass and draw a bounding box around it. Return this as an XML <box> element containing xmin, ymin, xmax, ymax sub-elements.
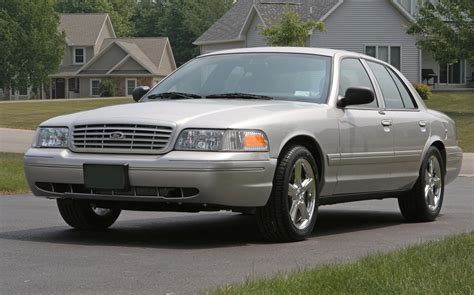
<box><xmin>337</xmin><ymin>87</ymin><xmax>375</xmax><ymax>108</ymax></box>
<box><xmin>132</xmin><ymin>86</ymin><xmax>150</xmax><ymax>102</ymax></box>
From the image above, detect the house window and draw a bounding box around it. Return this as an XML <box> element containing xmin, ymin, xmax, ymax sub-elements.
<box><xmin>90</xmin><ymin>79</ymin><xmax>101</xmax><ymax>96</ymax></box>
<box><xmin>365</xmin><ymin>45</ymin><xmax>401</xmax><ymax>70</ymax></box>
<box><xmin>126</xmin><ymin>78</ymin><xmax>137</xmax><ymax>96</ymax></box>
<box><xmin>74</xmin><ymin>48</ymin><xmax>85</xmax><ymax>64</ymax></box>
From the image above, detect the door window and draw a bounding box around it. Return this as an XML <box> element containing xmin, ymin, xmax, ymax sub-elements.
<box><xmin>339</xmin><ymin>58</ymin><xmax>377</xmax><ymax>108</ymax></box>
<box><xmin>367</xmin><ymin>61</ymin><xmax>404</xmax><ymax>109</ymax></box>
<box><xmin>386</xmin><ymin>68</ymin><xmax>417</xmax><ymax>109</ymax></box>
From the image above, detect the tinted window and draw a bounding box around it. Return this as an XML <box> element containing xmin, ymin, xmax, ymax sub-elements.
<box><xmin>367</xmin><ymin>61</ymin><xmax>404</xmax><ymax>109</ymax></box>
<box><xmin>339</xmin><ymin>58</ymin><xmax>377</xmax><ymax>108</ymax></box>
<box><xmin>387</xmin><ymin>68</ymin><xmax>416</xmax><ymax>109</ymax></box>
<box><xmin>147</xmin><ymin>53</ymin><xmax>331</xmax><ymax>103</ymax></box>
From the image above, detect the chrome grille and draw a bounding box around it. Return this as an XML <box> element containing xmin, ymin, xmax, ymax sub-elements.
<box><xmin>71</xmin><ymin>124</ymin><xmax>173</xmax><ymax>154</ymax></box>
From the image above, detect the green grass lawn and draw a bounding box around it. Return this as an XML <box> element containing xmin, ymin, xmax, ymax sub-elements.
<box><xmin>0</xmin><ymin>97</ymin><xmax>134</xmax><ymax>130</ymax></box>
<box><xmin>211</xmin><ymin>232</ymin><xmax>474</xmax><ymax>294</ymax></box>
<box><xmin>426</xmin><ymin>92</ymin><xmax>474</xmax><ymax>152</ymax></box>
<box><xmin>0</xmin><ymin>153</ymin><xmax>29</xmax><ymax>194</ymax></box>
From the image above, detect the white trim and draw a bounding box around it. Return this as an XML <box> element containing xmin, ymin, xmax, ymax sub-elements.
<box><xmin>389</xmin><ymin>0</ymin><xmax>417</xmax><ymax>23</ymax></box>
<box><xmin>106</xmin><ymin>55</ymin><xmax>131</xmax><ymax>74</ymax></box>
<box><xmin>125</xmin><ymin>78</ymin><xmax>137</xmax><ymax>96</ymax></box>
<box><xmin>75</xmin><ymin>42</ymin><xmax>116</xmax><ymax>74</ymax></box>
<box><xmin>364</xmin><ymin>44</ymin><xmax>402</xmax><ymax>71</ymax></box>
<box><xmin>320</xmin><ymin>0</ymin><xmax>344</xmax><ymax>21</ymax></box>
<box><xmin>90</xmin><ymin>79</ymin><xmax>101</xmax><ymax>97</ymax></box>
<box><xmin>73</xmin><ymin>47</ymin><xmax>86</xmax><ymax>65</ymax></box>
<box><xmin>193</xmin><ymin>38</ymin><xmax>245</xmax><ymax>46</ymax></box>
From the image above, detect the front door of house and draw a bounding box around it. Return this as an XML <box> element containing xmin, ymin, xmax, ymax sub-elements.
<box><xmin>54</xmin><ymin>79</ymin><xmax>65</xmax><ymax>98</ymax></box>
<box><xmin>439</xmin><ymin>61</ymin><xmax>462</xmax><ymax>84</ymax></box>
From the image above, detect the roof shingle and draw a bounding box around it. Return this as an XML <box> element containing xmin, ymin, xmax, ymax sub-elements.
<box><xmin>194</xmin><ymin>0</ymin><xmax>340</xmax><ymax>44</ymax></box>
<box><xmin>59</xmin><ymin>13</ymin><xmax>112</xmax><ymax>46</ymax></box>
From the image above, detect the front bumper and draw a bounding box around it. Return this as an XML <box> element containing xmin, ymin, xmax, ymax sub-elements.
<box><xmin>24</xmin><ymin>149</ymin><xmax>277</xmax><ymax>207</ymax></box>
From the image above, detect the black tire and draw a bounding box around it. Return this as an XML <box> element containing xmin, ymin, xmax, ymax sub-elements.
<box><xmin>57</xmin><ymin>199</ymin><xmax>121</xmax><ymax>230</ymax></box>
<box><xmin>256</xmin><ymin>145</ymin><xmax>320</xmax><ymax>242</ymax></box>
<box><xmin>398</xmin><ymin>146</ymin><xmax>445</xmax><ymax>222</ymax></box>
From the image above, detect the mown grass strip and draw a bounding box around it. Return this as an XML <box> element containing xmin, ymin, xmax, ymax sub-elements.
<box><xmin>0</xmin><ymin>97</ymin><xmax>134</xmax><ymax>130</ymax></box>
<box><xmin>0</xmin><ymin>152</ymin><xmax>29</xmax><ymax>194</ymax></box>
<box><xmin>210</xmin><ymin>232</ymin><xmax>474</xmax><ymax>294</ymax></box>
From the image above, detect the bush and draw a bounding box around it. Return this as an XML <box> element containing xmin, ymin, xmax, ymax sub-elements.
<box><xmin>413</xmin><ymin>83</ymin><xmax>432</xmax><ymax>100</ymax></box>
<box><xmin>99</xmin><ymin>79</ymin><xmax>115</xmax><ymax>97</ymax></box>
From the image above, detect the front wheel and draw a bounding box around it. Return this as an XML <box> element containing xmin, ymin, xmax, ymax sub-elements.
<box><xmin>398</xmin><ymin>146</ymin><xmax>444</xmax><ymax>222</ymax></box>
<box><xmin>256</xmin><ymin>145</ymin><xmax>319</xmax><ymax>242</ymax></box>
<box><xmin>57</xmin><ymin>199</ymin><xmax>121</xmax><ymax>230</ymax></box>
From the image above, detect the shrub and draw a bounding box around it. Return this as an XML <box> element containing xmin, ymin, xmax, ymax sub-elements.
<box><xmin>413</xmin><ymin>83</ymin><xmax>432</xmax><ymax>100</ymax></box>
<box><xmin>99</xmin><ymin>79</ymin><xmax>115</xmax><ymax>97</ymax></box>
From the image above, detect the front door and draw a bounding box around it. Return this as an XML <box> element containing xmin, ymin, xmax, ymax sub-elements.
<box><xmin>54</xmin><ymin>79</ymin><xmax>65</xmax><ymax>99</ymax></box>
<box><xmin>334</xmin><ymin>58</ymin><xmax>394</xmax><ymax>194</ymax></box>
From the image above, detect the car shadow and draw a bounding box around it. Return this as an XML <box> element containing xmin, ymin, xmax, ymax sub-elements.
<box><xmin>0</xmin><ymin>209</ymin><xmax>405</xmax><ymax>249</ymax></box>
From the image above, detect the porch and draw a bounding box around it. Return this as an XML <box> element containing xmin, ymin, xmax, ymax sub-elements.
<box><xmin>50</xmin><ymin>77</ymin><xmax>80</xmax><ymax>99</ymax></box>
<box><xmin>421</xmin><ymin>51</ymin><xmax>473</xmax><ymax>89</ymax></box>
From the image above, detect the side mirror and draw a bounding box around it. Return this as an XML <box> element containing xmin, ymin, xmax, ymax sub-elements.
<box><xmin>337</xmin><ymin>87</ymin><xmax>375</xmax><ymax>108</ymax></box>
<box><xmin>132</xmin><ymin>86</ymin><xmax>150</xmax><ymax>102</ymax></box>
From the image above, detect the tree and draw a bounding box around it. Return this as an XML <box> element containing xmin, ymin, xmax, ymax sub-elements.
<box><xmin>54</xmin><ymin>0</ymin><xmax>137</xmax><ymax>37</ymax></box>
<box><xmin>0</xmin><ymin>0</ymin><xmax>64</xmax><ymax>100</ymax></box>
<box><xmin>261</xmin><ymin>8</ymin><xmax>325</xmax><ymax>47</ymax></box>
<box><xmin>407</xmin><ymin>0</ymin><xmax>474</xmax><ymax>64</ymax></box>
<box><xmin>133</xmin><ymin>0</ymin><xmax>233</xmax><ymax>65</ymax></box>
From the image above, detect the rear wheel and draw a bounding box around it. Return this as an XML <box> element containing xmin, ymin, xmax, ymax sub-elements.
<box><xmin>398</xmin><ymin>147</ymin><xmax>444</xmax><ymax>222</ymax></box>
<box><xmin>256</xmin><ymin>145</ymin><xmax>319</xmax><ymax>242</ymax></box>
<box><xmin>57</xmin><ymin>199</ymin><xmax>121</xmax><ymax>230</ymax></box>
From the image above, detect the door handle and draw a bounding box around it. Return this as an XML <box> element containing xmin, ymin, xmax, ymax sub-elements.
<box><xmin>381</xmin><ymin>119</ymin><xmax>392</xmax><ymax>127</ymax></box>
<box><xmin>419</xmin><ymin>120</ymin><xmax>427</xmax><ymax>127</ymax></box>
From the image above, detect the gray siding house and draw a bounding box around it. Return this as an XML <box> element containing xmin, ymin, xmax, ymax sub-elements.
<box><xmin>49</xmin><ymin>13</ymin><xmax>176</xmax><ymax>99</ymax></box>
<box><xmin>194</xmin><ymin>0</ymin><xmax>472</xmax><ymax>87</ymax></box>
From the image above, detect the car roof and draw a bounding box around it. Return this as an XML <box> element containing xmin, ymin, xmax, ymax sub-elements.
<box><xmin>202</xmin><ymin>47</ymin><xmax>363</xmax><ymax>58</ymax></box>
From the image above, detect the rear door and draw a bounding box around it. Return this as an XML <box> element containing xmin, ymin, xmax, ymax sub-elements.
<box><xmin>334</xmin><ymin>58</ymin><xmax>394</xmax><ymax>194</ymax></box>
<box><xmin>365</xmin><ymin>61</ymin><xmax>430</xmax><ymax>190</ymax></box>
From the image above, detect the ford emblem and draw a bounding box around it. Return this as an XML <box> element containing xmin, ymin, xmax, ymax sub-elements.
<box><xmin>110</xmin><ymin>131</ymin><xmax>125</xmax><ymax>139</ymax></box>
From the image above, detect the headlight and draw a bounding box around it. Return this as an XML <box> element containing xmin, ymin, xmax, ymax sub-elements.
<box><xmin>34</xmin><ymin>127</ymin><xmax>69</xmax><ymax>148</ymax></box>
<box><xmin>175</xmin><ymin>129</ymin><xmax>269</xmax><ymax>152</ymax></box>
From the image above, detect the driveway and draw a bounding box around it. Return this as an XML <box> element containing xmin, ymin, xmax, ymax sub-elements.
<box><xmin>0</xmin><ymin>177</ymin><xmax>472</xmax><ymax>294</ymax></box>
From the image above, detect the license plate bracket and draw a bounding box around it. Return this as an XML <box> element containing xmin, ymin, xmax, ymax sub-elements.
<box><xmin>83</xmin><ymin>164</ymin><xmax>129</xmax><ymax>190</ymax></box>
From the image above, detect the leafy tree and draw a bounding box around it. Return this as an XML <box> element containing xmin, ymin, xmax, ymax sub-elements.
<box><xmin>407</xmin><ymin>0</ymin><xmax>474</xmax><ymax>64</ymax></box>
<box><xmin>134</xmin><ymin>0</ymin><xmax>233</xmax><ymax>65</ymax></box>
<box><xmin>54</xmin><ymin>0</ymin><xmax>136</xmax><ymax>36</ymax></box>
<box><xmin>183</xmin><ymin>0</ymin><xmax>233</xmax><ymax>37</ymax></box>
<box><xmin>0</xmin><ymin>0</ymin><xmax>64</xmax><ymax>100</ymax></box>
<box><xmin>261</xmin><ymin>8</ymin><xmax>325</xmax><ymax>47</ymax></box>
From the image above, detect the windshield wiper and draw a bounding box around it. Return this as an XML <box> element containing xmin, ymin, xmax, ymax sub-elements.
<box><xmin>147</xmin><ymin>92</ymin><xmax>202</xmax><ymax>100</ymax></box>
<box><xmin>206</xmin><ymin>92</ymin><xmax>273</xmax><ymax>100</ymax></box>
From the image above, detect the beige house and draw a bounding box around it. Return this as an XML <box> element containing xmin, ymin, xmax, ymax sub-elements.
<box><xmin>49</xmin><ymin>13</ymin><xmax>176</xmax><ymax>99</ymax></box>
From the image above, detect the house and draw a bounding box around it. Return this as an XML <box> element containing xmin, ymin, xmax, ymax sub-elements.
<box><xmin>194</xmin><ymin>0</ymin><xmax>472</xmax><ymax>88</ymax></box>
<box><xmin>48</xmin><ymin>13</ymin><xmax>176</xmax><ymax>99</ymax></box>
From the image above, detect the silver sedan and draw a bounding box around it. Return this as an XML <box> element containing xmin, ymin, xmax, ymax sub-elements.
<box><xmin>24</xmin><ymin>48</ymin><xmax>463</xmax><ymax>242</ymax></box>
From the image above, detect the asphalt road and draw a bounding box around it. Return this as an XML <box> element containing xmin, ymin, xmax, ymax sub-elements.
<box><xmin>1</xmin><ymin>177</ymin><xmax>473</xmax><ymax>294</ymax></box>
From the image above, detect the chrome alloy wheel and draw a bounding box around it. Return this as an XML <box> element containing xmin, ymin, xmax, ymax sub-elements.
<box><xmin>288</xmin><ymin>158</ymin><xmax>317</xmax><ymax>230</ymax></box>
<box><xmin>91</xmin><ymin>204</ymin><xmax>112</xmax><ymax>216</ymax></box>
<box><xmin>425</xmin><ymin>155</ymin><xmax>442</xmax><ymax>211</ymax></box>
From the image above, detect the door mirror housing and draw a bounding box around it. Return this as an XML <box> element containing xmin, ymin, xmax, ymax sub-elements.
<box><xmin>132</xmin><ymin>86</ymin><xmax>150</xmax><ymax>102</ymax></box>
<box><xmin>337</xmin><ymin>87</ymin><xmax>375</xmax><ymax>108</ymax></box>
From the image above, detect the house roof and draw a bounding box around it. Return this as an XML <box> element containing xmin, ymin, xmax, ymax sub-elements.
<box><xmin>194</xmin><ymin>0</ymin><xmax>340</xmax><ymax>45</ymax></box>
<box><xmin>76</xmin><ymin>38</ymin><xmax>175</xmax><ymax>76</ymax></box>
<box><xmin>59</xmin><ymin>13</ymin><xmax>115</xmax><ymax>46</ymax></box>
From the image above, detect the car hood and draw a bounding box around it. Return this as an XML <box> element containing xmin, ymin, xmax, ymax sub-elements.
<box><xmin>42</xmin><ymin>99</ymin><xmax>327</xmax><ymax>128</ymax></box>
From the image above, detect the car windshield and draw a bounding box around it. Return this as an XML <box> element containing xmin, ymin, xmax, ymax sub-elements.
<box><xmin>144</xmin><ymin>53</ymin><xmax>332</xmax><ymax>103</ymax></box>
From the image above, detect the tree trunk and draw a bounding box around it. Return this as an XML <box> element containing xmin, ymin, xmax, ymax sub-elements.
<box><xmin>4</xmin><ymin>81</ymin><xmax>11</xmax><ymax>101</ymax></box>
